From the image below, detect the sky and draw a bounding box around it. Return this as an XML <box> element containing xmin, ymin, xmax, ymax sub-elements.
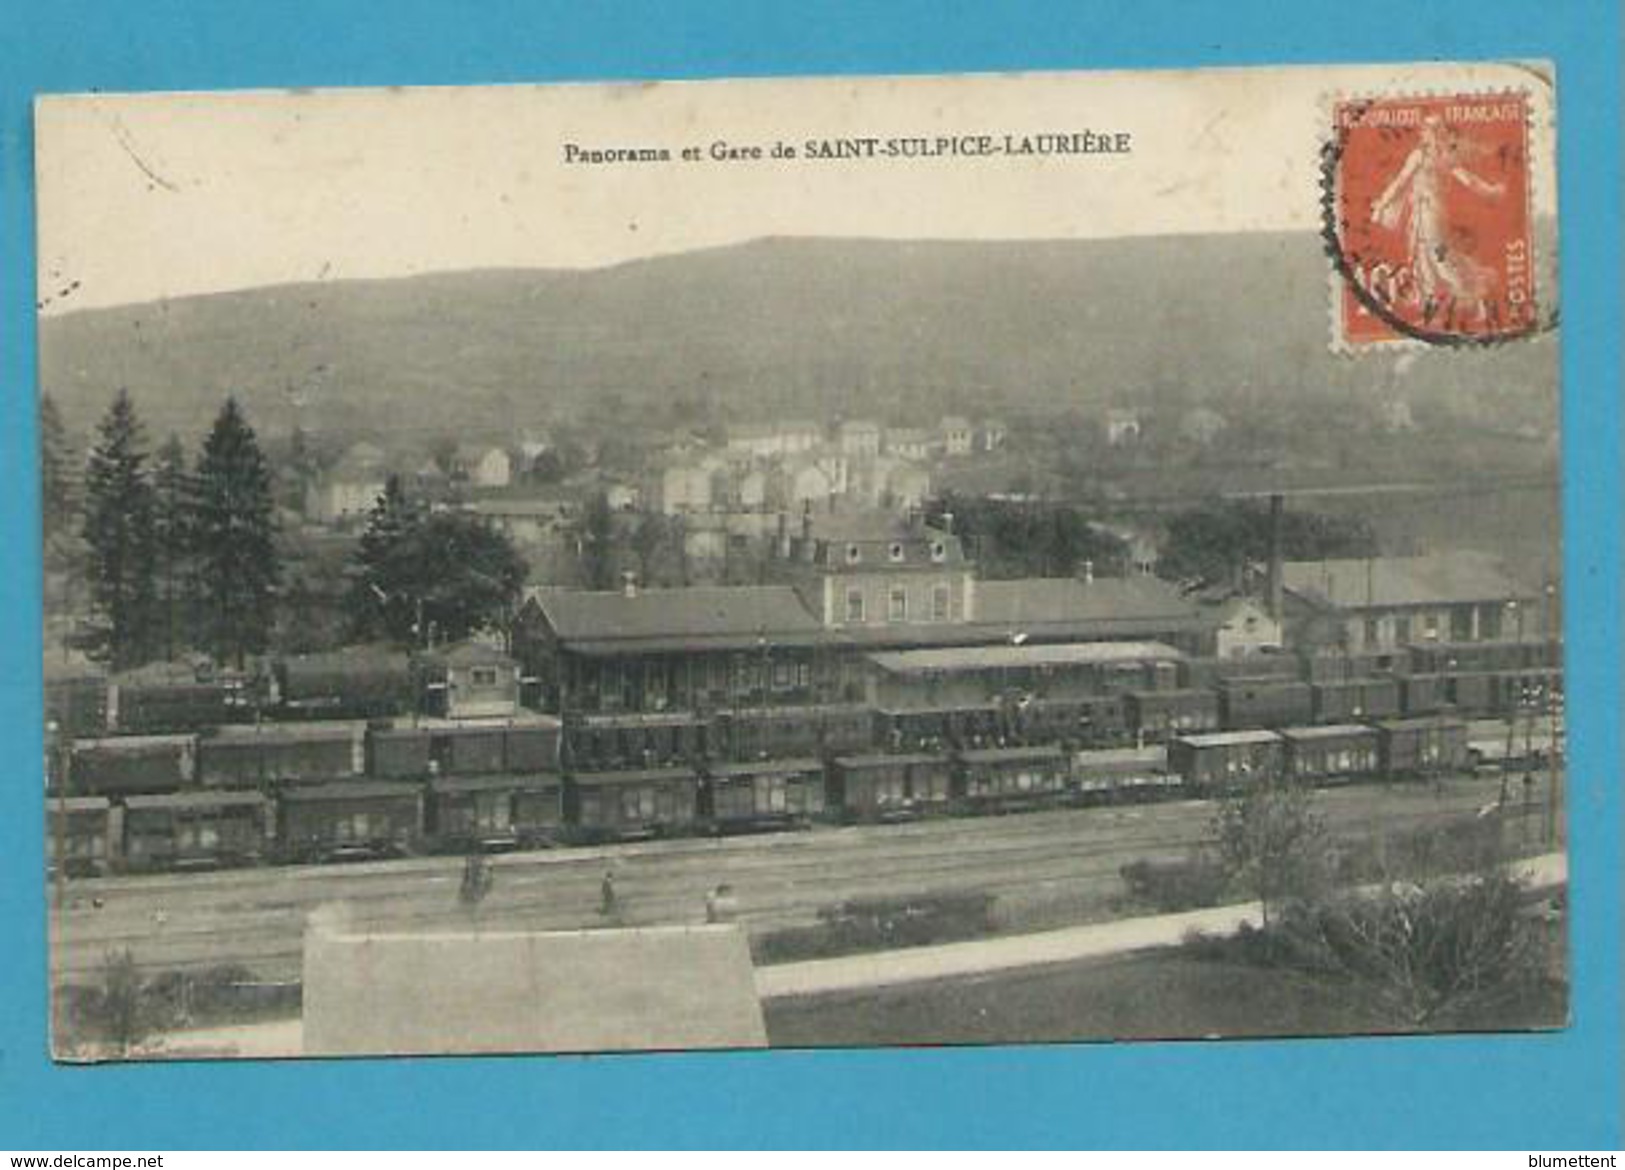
<box><xmin>35</xmin><ymin>60</ymin><xmax>1557</xmax><ymax>313</ymax></box>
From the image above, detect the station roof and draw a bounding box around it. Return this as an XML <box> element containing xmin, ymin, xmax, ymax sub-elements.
<box><xmin>530</xmin><ymin>586</ymin><xmax>823</xmax><ymax>653</ymax></box>
<box><xmin>1071</xmin><ymin>746</ymin><xmax>1168</xmax><ymax>769</ymax></box>
<box><xmin>203</xmin><ymin>722</ymin><xmax>362</xmax><ymax>744</ymax></box>
<box><xmin>975</xmin><ymin>577</ymin><xmax>1207</xmax><ymax>635</ymax></box>
<box><xmin>868</xmin><ymin>640</ymin><xmax>1182</xmax><ymax>675</ymax></box>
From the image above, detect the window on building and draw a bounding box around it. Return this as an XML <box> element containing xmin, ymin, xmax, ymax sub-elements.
<box><xmin>470</xmin><ymin>667</ymin><xmax>498</xmax><ymax>687</ymax></box>
<box><xmin>1363</xmin><ymin>618</ymin><xmax>1381</xmax><ymax>647</ymax></box>
<box><xmin>846</xmin><ymin>543</ymin><xmax>861</xmax><ymax>564</ymax></box>
<box><xmin>1395</xmin><ymin>616</ymin><xmax>1412</xmax><ymax>645</ymax></box>
<box><xmin>931</xmin><ymin>584</ymin><xmax>951</xmax><ymax>621</ymax></box>
<box><xmin>930</xmin><ymin>540</ymin><xmax>947</xmax><ymax>563</ymax></box>
<box><xmin>772</xmin><ymin>661</ymin><xmax>792</xmax><ymax>690</ymax></box>
<box><xmin>889</xmin><ymin>542</ymin><xmax>905</xmax><ymax>562</ymax></box>
<box><xmin>845</xmin><ymin>589</ymin><xmax>865</xmax><ymax>624</ymax></box>
<box><xmin>889</xmin><ymin>587</ymin><xmax>908</xmax><ymax>623</ymax></box>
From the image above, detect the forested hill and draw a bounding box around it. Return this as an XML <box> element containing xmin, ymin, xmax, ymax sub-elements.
<box><xmin>39</xmin><ymin>231</ymin><xmax>1558</xmax><ymax>441</ymax></box>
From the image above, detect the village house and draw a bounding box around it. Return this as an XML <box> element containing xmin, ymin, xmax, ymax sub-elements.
<box><xmin>883</xmin><ymin>427</ymin><xmax>939</xmax><ymax>461</ymax></box>
<box><xmin>1104</xmin><ymin>408</ymin><xmax>1143</xmax><ymax>447</ymax></box>
<box><xmin>305</xmin><ymin>444</ymin><xmax>388</xmax><ymax>525</ymax></box>
<box><xmin>456</xmin><ymin>444</ymin><xmax>513</xmax><ymax>489</ymax></box>
<box><xmin>836</xmin><ymin>419</ymin><xmax>882</xmax><ymax>457</ymax></box>
<box><xmin>940</xmin><ymin>415</ymin><xmax>973</xmax><ymax>456</ymax></box>
<box><xmin>726</xmin><ymin>421</ymin><xmax>823</xmax><ymax>458</ymax></box>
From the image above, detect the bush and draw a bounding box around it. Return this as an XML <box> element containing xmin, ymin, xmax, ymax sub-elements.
<box><xmin>1120</xmin><ymin>855</ymin><xmax>1231</xmax><ymax>912</ymax></box>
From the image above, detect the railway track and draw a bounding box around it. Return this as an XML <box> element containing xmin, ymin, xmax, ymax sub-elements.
<box><xmin>48</xmin><ymin>774</ymin><xmax>1546</xmax><ymax>982</ymax></box>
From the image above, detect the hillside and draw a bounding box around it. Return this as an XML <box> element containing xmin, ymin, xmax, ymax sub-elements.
<box><xmin>38</xmin><ymin>232</ymin><xmax>1560</xmax><ymax>443</ymax></box>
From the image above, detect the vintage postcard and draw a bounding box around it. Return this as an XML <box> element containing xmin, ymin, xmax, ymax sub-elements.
<box><xmin>35</xmin><ymin>61</ymin><xmax>1563</xmax><ymax>1061</ymax></box>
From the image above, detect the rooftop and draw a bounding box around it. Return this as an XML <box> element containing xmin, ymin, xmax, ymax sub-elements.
<box><xmin>1172</xmin><ymin>730</ymin><xmax>1283</xmax><ymax>748</ymax></box>
<box><xmin>868</xmin><ymin>640</ymin><xmax>1183</xmax><ymax>675</ymax></box>
<box><xmin>529</xmin><ymin>585</ymin><xmax>824</xmax><ymax>650</ymax></box>
<box><xmin>123</xmin><ymin>791</ymin><xmax>269</xmax><ymax>811</ymax></box>
<box><xmin>975</xmin><ymin>576</ymin><xmax>1205</xmax><ymax>632</ymax></box>
<box><xmin>1282</xmin><ymin>552</ymin><xmax>1534</xmax><ymax>610</ymax></box>
<box><xmin>1279</xmin><ymin>724</ymin><xmax>1378</xmax><ymax>741</ymax></box>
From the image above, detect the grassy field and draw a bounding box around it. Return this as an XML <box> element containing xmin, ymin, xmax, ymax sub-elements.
<box><xmin>764</xmin><ymin>947</ymin><xmax>1567</xmax><ymax>1049</ymax></box>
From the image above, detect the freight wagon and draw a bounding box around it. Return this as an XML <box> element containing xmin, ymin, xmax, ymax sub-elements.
<box><xmin>277</xmin><ymin>780</ymin><xmax>424</xmax><ymax>863</ymax></box>
<box><xmin>1279</xmin><ymin>725</ymin><xmax>1380</xmax><ymax>785</ymax></box>
<box><xmin>1217</xmin><ymin>679</ymin><xmax>1313</xmax><ymax>728</ymax></box>
<box><xmin>1374</xmin><ymin>717</ymin><xmax>1470</xmax><ymax>777</ymax></box>
<box><xmin>567</xmin><ymin>712</ymin><xmax>708</xmax><ymax>771</ymax></box>
<box><xmin>569</xmin><ymin>767</ymin><xmax>702</xmax><ymax>839</ymax></box>
<box><xmin>705</xmin><ymin>758</ymin><xmax>827</xmax><ymax>829</ymax></box>
<box><xmin>427</xmin><ymin>773</ymin><xmax>565</xmax><ymax>851</ymax></box>
<box><xmin>195</xmin><ymin>722</ymin><xmax>363</xmax><ymax>788</ymax></box>
<box><xmin>1310</xmin><ymin>678</ymin><xmax>1401</xmax><ymax>724</ymax></box>
<box><xmin>47</xmin><ymin>796</ymin><xmax>116</xmax><ymax>877</ymax></box>
<box><xmin>1069</xmin><ymin>746</ymin><xmax>1173</xmax><ymax>803</ymax></box>
<box><xmin>1126</xmin><ymin>688</ymin><xmax>1220</xmax><ymax>742</ymax></box>
<box><xmin>957</xmin><ymin>744</ymin><xmax>1069</xmax><ymax>811</ymax></box>
<box><xmin>272</xmin><ymin>645</ymin><xmax>414</xmax><ymax>720</ymax></box>
<box><xmin>1168</xmin><ymin>730</ymin><xmax>1284</xmax><ymax>792</ymax></box>
<box><xmin>831</xmin><ymin>753</ymin><xmax>953</xmax><ymax>822</ymax></box>
<box><xmin>70</xmin><ymin>735</ymin><xmax>197</xmax><ymax>796</ymax></box>
<box><xmin>122</xmin><ymin>790</ymin><xmax>271</xmax><ymax>870</ymax></box>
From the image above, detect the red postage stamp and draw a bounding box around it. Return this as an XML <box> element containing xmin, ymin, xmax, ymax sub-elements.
<box><xmin>1327</xmin><ymin>92</ymin><xmax>1535</xmax><ymax>349</ymax></box>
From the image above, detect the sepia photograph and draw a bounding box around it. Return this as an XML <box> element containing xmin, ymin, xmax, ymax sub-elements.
<box><xmin>34</xmin><ymin>62</ymin><xmax>1565</xmax><ymax>1061</ymax></box>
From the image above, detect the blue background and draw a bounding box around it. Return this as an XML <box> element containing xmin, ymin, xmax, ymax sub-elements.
<box><xmin>1</xmin><ymin>0</ymin><xmax>1618</xmax><ymax>1150</ymax></box>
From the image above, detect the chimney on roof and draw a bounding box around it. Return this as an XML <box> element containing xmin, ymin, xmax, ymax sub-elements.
<box><xmin>621</xmin><ymin>570</ymin><xmax>638</xmax><ymax>599</ymax></box>
<box><xmin>939</xmin><ymin>510</ymin><xmax>955</xmax><ymax>534</ymax></box>
<box><xmin>1265</xmin><ymin>492</ymin><xmax>1284</xmax><ymax>620</ymax></box>
<box><xmin>801</xmin><ymin>504</ymin><xmax>815</xmax><ymax>563</ymax></box>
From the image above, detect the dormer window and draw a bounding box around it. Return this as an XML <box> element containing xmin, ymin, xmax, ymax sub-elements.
<box><xmin>930</xmin><ymin>541</ymin><xmax>947</xmax><ymax>562</ymax></box>
<box><xmin>889</xmin><ymin>542</ymin><xmax>905</xmax><ymax>563</ymax></box>
<box><xmin>846</xmin><ymin>543</ymin><xmax>862</xmax><ymax>565</ymax></box>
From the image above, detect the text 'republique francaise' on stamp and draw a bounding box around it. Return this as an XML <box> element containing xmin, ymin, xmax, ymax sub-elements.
<box><xmin>1324</xmin><ymin>91</ymin><xmax>1536</xmax><ymax>352</ymax></box>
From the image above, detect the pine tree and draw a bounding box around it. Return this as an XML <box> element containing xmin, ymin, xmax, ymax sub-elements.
<box><xmin>193</xmin><ymin>398</ymin><xmax>280</xmax><ymax>667</ymax></box>
<box><xmin>40</xmin><ymin>393</ymin><xmax>80</xmax><ymax>572</ymax></box>
<box><xmin>81</xmin><ymin>390</ymin><xmax>158</xmax><ymax>669</ymax></box>
<box><xmin>152</xmin><ymin>434</ymin><xmax>197</xmax><ymax>661</ymax></box>
<box><xmin>347</xmin><ymin>475</ymin><xmax>422</xmax><ymax>642</ymax></box>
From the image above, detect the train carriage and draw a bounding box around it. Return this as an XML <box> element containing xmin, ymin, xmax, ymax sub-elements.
<box><xmin>367</xmin><ymin>726</ymin><xmax>433</xmax><ymax>778</ymax></box>
<box><xmin>47</xmin><ymin>796</ymin><xmax>117</xmax><ymax>877</ymax></box>
<box><xmin>69</xmin><ymin>734</ymin><xmax>197</xmax><ymax>797</ymax></box>
<box><xmin>1168</xmin><ymin>730</ymin><xmax>1284</xmax><ymax>792</ymax></box>
<box><xmin>568</xmin><ymin>712</ymin><xmax>708</xmax><ymax>771</ymax></box>
<box><xmin>1127</xmin><ymin>688</ymin><xmax>1220</xmax><ymax>742</ymax></box>
<box><xmin>569</xmin><ymin>767</ymin><xmax>701</xmax><ymax>838</ymax></box>
<box><xmin>875</xmin><ymin>703</ymin><xmax>1001</xmax><ymax>753</ymax></box>
<box><xmin>1069</xmin><ymin>746</ymin><xmax>1174</xmax><ymax>803</ymax></box>
<box><xmin>831</xmin><ymin>753</ymin><xmax>953</xmax><ymax>822</ymax></box>
<box><xmin>122</xmin><ymin>790</ymin><xmax>271</xmax><ymax>870</ymax></box>
<box><xmin>196</xmin><ymin>722</ymin><xmax>363</xmax><ymax>788</ymax></box>
<box><xmin>705</xmin><ymin>758</ymin><xmax>827</xmax><ymax>829</ymax></box>
<box><xmin>503</xmin><ymin>721</ymin><xmax>564</xmax><ymax>772</ymax></box>
<box><xmin>1399</xmin><ymin>674</ymin><xmax>1446</xmax><ymax>716</ymax></box>
<box><xmin>273</xmin><ymin>644</ymin><xmax>414</xmax><ymax>720</ymax></box>
<box><xmin>1217</xmin><ymin>679</ymin><xmax>1313</xmax><ymax>729</ymax></box>
<box><xmin>1374</xmin><ymin>716</ymin><xmax>1470</xmax><ymax>778</ymax></box>
<box><xmin>713</xmin><ymin>705</ymin><xmax>868</xmax><ymax>763</ymax></box>
<box><xmin>1310</xmin><ymin>678</ymin><xmax>1401</xmax><ymax>724</ymax></box>
<box><xmin>956</xmin><ymin>744</ymin><xmax>1069</xmax><ymax>811</ymax></box>
<box><xmin>1279</xmin><ymin>724</ymin><xmax>1380</xmax><ymax>785</ymax></box>
<box><xmin>427</xmin><ymin>773</ymin><xmax>564</xmax><ymax>851</ymax></box>
<box><xmin>1017</xmin><ymin>694</ymin><xmax>1132</xmax><ymax>747</ymax></box>
<box><xmin>110</xmin><ymin>662</ymin><xmax>259</xmax><ymax>733</ymax></box>
<box><xmin>276</xmin><ymin>780</ymin><xmax>424</xmax><ymax>863</ymax></box>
